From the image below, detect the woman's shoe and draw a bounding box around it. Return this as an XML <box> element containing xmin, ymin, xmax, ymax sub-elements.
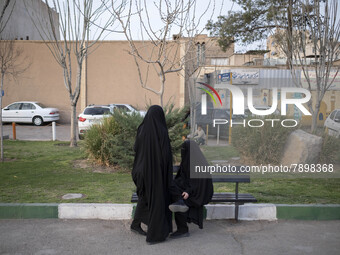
<box><xmin>169</xmin><ymin>231</ymin><xmax>190</xmax><ymax>239</ymax></box>
<box><xmin>169</xmin><ymin>199</ymin><xmax>189</xmax><ymax>213</ymax></box>
<box><xmin>130</xmin><ymin>225</ymin><xmax>147</xmax><ymax>236</ymax></box>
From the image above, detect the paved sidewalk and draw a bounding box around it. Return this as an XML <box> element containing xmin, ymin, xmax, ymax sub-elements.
<box><xmin>0</xmin><ymin>219</ymin><xmax>339</xmax><ymax>255</ymax></box>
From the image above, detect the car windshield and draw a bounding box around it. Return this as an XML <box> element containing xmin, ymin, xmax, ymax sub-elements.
<box><xmin>116</xmin><ymin>105</ymin><xmax>130</xmax><ymax>111</ymax></box>
<box><xmin>84</xmin><ymin>107</ymin><xmax>111</xmax><ymax>115</ymax></box>
<box><xmin>36</xmin><ymin>103</ymin><xmax>46</xmax><ymax>108</ymax></box>
<box><xmin>129</xmin><ymin>105</ymin><xmax>137</xmax><ymax>111</ymax></box>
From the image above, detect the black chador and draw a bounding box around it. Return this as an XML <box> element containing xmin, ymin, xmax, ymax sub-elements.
<box><xmin>170</xmin><ymin>140</ymin><xmax>213</xmax><ymax>236</ymax></box>
<box><xmin>131</xmin><ymin>105</ymin><xmax>173</xmax><ymax>243</ymax></box>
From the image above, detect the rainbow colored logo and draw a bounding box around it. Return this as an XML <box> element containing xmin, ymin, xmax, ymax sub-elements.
<box><xmin>197</xmin><ymin>82</ymin><xmax>223</xmax><ymax>106</ymax></box>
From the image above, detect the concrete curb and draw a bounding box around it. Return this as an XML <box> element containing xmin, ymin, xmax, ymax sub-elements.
<box><xmin>58</xmin><ymin>203</ymin><xmax>133</xmax><ymax>220</ymax></box>
<box><xmin>206</xmin><ymin>203</ymin><xmax>277</xmax><ymax>221</ymax></box>
<box><xmin>1</xmin><ymin>203</ymin><xmax>339</xmax><ymax>220</ymax></box>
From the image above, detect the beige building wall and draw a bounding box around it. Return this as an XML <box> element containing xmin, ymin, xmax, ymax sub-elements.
<box><xmin>2</xmin><ymin>40</ymin><xmax>182</xmax><ymax>123</ymax></box>
<box><xmin>86</xmin><ymin>41</ymin><xmax>181</xmax><ymax>111</ymax></box>
<box><xmin>229</xmin><ymin>54</ymin><xmax>264</xmax><ymax>66</ymax></box>
<box><xmin>2</xmin><ymin>41</ymin><xmax>73</xmax><ymax>123</ymax></box>
<box><xmin>267</xmin><ymin>31</ymin><xmax>318</xmax><ymax>59</ymax></box>
<box><xmin>185</xmin><ymin>34</ymin><xmax>234</xmax><ymax>72</ymax></box>
<box><xmin>183</xmin><ymin>34</ymin><xmax>234</xmax><ymax>106</ymax></box>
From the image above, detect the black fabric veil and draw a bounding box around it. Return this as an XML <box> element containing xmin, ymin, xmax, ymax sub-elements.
<box><xmin>172</xmin><ymin>139</ymin><xmax>213</xmax><ymax>228</ymax></box>
<box><xmin>132</xmin><ymin>105</ymin><xmax>173</xmax><ymax>242</ymax></box>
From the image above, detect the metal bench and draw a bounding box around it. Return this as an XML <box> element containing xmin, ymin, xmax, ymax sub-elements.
<box><xmin>131</xmin><ymin>166</ymin><xmax>257</xmax><ymax>221</ymax></box>
<box><xmin>211</xmin><ymin>174</ymin><xmax>257</xmax><ymax>220</ymax></box>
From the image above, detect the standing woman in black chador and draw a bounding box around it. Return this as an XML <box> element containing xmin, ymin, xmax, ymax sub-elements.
<box><xmin>169</xmin><ymin>139</ymin><xmax>213</xmax><ymax>238</ymax></box>
<box><xmin>131</xmin><ymin>105</ymin><xmax>173</xmax><ymax>244</ymax></box>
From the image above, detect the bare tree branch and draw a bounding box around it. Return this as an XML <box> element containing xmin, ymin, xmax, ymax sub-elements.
<box><xmin>25</xmin><ymin>0</ymin><xmax>119</xmax><ymax>147</ymax></box>
<box><xmin>108</xmin><ymin>0</ymin><xmax>216</xmax><ymax>106</ymax></box>
<box><xmin>0</xmin><ymin>39</ymin><xmax>30</xmax><ymax>161</ymax></box>
<box><xmin>274</xmin><ymin>0</ymin><xmax>340</xmax><ymax>133</ymax></box>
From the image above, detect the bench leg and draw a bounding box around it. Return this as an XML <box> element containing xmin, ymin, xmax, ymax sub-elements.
<box><xmin>235</xmin><ymin>202</ymin><xmax>244</xmax><ymax>221</ymax></box>
<box><xmin>235</xmin><ymin>182</ymin><xmax>239</xmax><ymax>221</ymax></box>
<box><xmin>235</xmin><ymin>203</ymin><xmax>239</xmax><ymax>221</ymax></box>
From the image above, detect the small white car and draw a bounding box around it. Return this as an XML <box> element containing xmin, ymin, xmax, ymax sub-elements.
<box><xmin>324</xmin><ymin>108</ymin><xmax>340</xmax><ymax>138</ymax></box>
<box><xmin>2</xmin><ymin>101</ymin><xmax>59</xmax><ymax>126</ymax></box>
<box><xmin>110</xmin><ymin>104</ymin><xmax>146</xmax><ymax>117</ymax></box>
<box><xmin>78</xmin><ymin>105</ymin><xmax>114</xmax><ymax>138</ymax></box>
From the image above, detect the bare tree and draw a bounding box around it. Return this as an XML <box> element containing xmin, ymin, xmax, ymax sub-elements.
<box><xmin>26</xmin><ymin>0</ymin><xmax>113</xmax><ymax>147</ymax></box>
<box><xmin>108</xmin><ymin>0</ymin><xmax>216</xmax><ymax>107</ymax></box>
<box><xmin>0</xmin><ymin>0</ymin><xmax>26</xmax><ymax>162</ymax></box>
<box><xmin>0</xmin><ymin>39</ymin><xmax>30</xmax><ymax>161</ymax></box>
<box><xmin>274</xmin><ymin>0</ymin><xmax>340</xmax><ymax>133</ymax></box>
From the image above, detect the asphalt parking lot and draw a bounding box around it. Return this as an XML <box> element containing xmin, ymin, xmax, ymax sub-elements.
<box><xmin>2</xmin><ymin>123</ymin><xmax>73</xmax><ymax>142</ymax></box>
<box><xmin>1</xmin><ymin>123</ymin><xmax>229</xmax><ymax>145</ymax></box>
<box><xmin>0</xmin><ymin>219</ymin><xmax>339</xmax><ymax>255</ymax></box>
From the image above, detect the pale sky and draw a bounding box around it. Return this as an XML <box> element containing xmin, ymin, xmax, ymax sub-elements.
<box><xmin>48</xmin><ymin>0</ymin><xmax>265</xmax><ymax>52</ymax></box>
<box><xmin>92</xmin><ymin>0</ymin><xmax>266</xmax><ymax>52</ymax></box>
<box><xmin>99</xmin><ymin>0</ymin><xmax>233</xmax><ymax>39</ymax></box>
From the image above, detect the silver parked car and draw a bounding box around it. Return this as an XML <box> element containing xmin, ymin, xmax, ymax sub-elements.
<box><xmin>110</xmin><ymin>104</ymin><xmax>146</xmax><ymax>117</ymax></box>
<box><xmin>324</xmin><ymin>108</ymin><xmax>340</xmax><ymax>138</ymax></box>
<box><xmin>2</xmin><ymin>101</ymin><xmax>59</xmax><ymax>126</ymax></box>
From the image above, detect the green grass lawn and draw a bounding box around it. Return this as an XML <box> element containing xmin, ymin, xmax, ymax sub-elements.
<box><xmin>214</xmin><ymin>178</ymin><xmax>340</xmax><ymax>204</ymax></box>
<box><xmin>0</xmin><ymin>141</ymin><xmax>135</xmax><ymax>203</ymax></box>
<box><xmin>0</xmin><ymin>141</ymin><xmax>339</xmax><ymax>204</ymax></box>
<box><xmin>201</xmin><ymin>145</ymin><xmax>240</xmax><ymax>162</ymax></box>
<box><xmin>202</xmin><ymin>145</ymin><xmax>340</xmax><ymax>204</ymax></box>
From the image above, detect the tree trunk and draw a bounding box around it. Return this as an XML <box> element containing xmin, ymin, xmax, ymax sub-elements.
<box><xmin>192</xmin><ymin>102</ymin><xmax>196</xmax><ymax>135</ymax></box>
<box><xmin>159</xmin><ymin>76</ymin><xmax>165</xmax><ymax>107</ymax></box>
<box><xmin>68</xmin><ymin>58</ymin><xmax>83</xmax><ymax>148</ymax></box>
<box><xmin>311</xmin><ymin>104</ymin><xmax>320</xmax><ymax>134</ymax></box>
<box><xmin>0</xmin><ymin>74</ymin><xmax>4</xmax><ymax>162</ymax></box>
<box><xmin>70</xmin><ymin>103</ymin><xmax>77</xmax><ymax>147</ymax></box>
<box><xmin>286</xmin><ymin>0</ymin><xmax>293</xmax><ymax>69</ymax></box>
<box><xmin>159</xmin><ymin>94</ymin><xmax>163</xmax><ymax>107</ymax></box>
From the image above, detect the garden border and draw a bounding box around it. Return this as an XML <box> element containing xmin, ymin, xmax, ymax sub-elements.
<box><xmin>1</xmin><ymin>203</ymin><xmax>340</xmax><ymax>220</ymax></box>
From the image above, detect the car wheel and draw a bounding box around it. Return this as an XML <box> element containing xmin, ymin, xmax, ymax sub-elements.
<box><xmin>33</xmin><ymin>116</ymin><xmax>43</xmax><ymax>126</ymax></box>
<box><xmin>79</xmin><ymin>134</ymin><xmax>84</xmax><ymax>140</ymax></box>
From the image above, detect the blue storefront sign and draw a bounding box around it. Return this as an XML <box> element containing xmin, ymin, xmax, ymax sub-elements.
<box><xmin>218</xmin><ymin>73</ymin><xmax>231</xmax><ymax>82</ymax></box>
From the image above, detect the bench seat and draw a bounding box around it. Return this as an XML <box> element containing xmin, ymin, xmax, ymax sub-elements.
<box><xmin>131</xmin><ymin>192</ymin><xmax>256</xmax><ymax>204</ymax></box>
<box><xmin>131</xmin><ymin>167</ymin><xmax>257</xmax><ymax>220</ymax></box>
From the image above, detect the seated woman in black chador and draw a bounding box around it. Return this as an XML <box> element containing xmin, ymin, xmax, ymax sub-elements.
<box><xmin>169</xmin><ymin>139</ymin><xmax>213</xmax><ymax>238</ymax></box>
<box><xmin>130</xmin><ymin>105</ymin><xmax>173</xmax><ymax>244</ymax></box>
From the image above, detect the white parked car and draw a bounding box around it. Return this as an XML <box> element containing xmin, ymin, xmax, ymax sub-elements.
<box><xmin>78</xmin><ymin>105</ymin><xmax>114</xmax><ymax>138</ymax></box>
<box><xmin>2</xmin><ymin>101</ymin><xmax>59</xmax><ymax>126</ymax></box>
<box><xmin>324</xmin><ymin>108</ymin><xmax>340</xmax><ymax>138</ymax></box>
<box><xmin>110</xmin><ymin>104</ymin><xmax>146</xmax><ymax>117</ymax></box>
